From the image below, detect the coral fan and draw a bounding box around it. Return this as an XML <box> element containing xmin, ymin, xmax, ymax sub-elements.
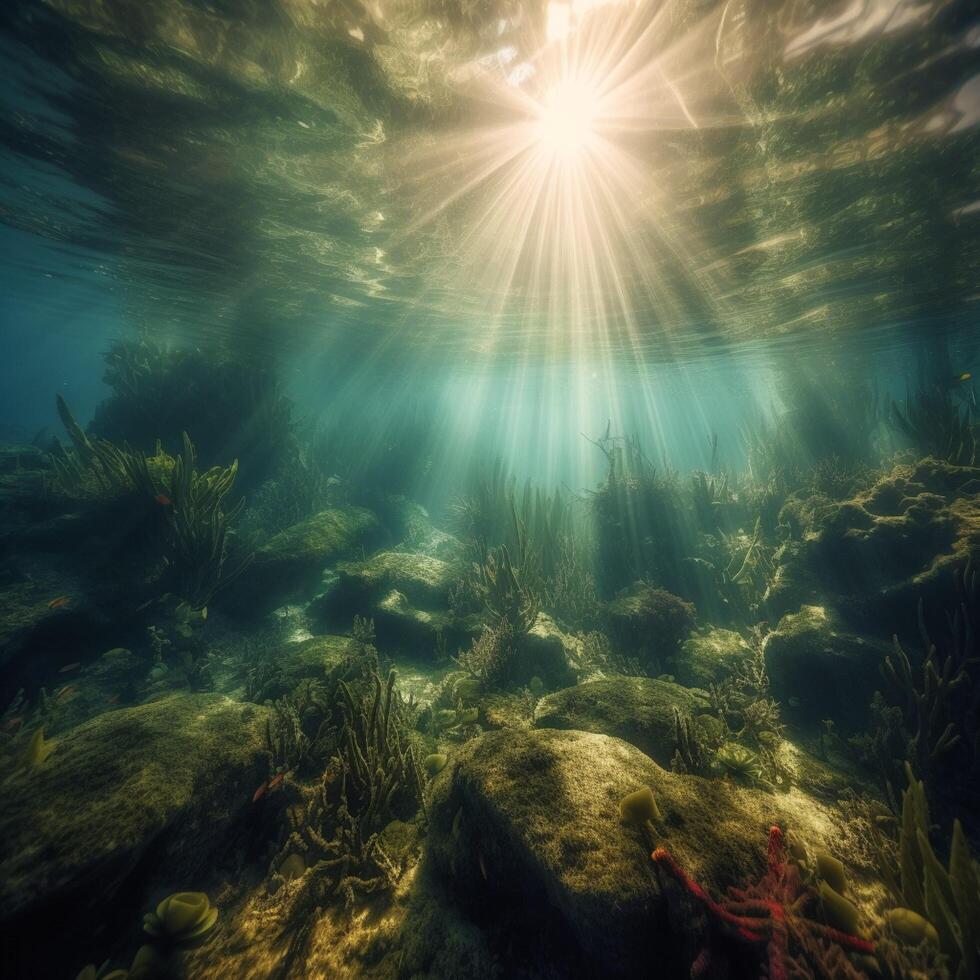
<box><xmin>651</xmin><ymin>825</ymin><xmax>874</xmax><ymax>979</ymax></box>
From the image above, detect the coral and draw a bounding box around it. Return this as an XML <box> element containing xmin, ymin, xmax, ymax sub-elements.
<box><xmin>142</xmin><ymin>891</ymin><xmax>219</xmax><ymax>949</ymax></box>
<box><xmin>76</xmin><ymin>891</ymin><xmax>219</xmax><ymax>980</ymax></box>
<box><xmin>870</xmin><ymin>764</ymin><xmax>980</xmax><ymax>980</ymax></box>
<box><xmin>423</xmin><ymin>753</ymin><xmax>448</xmax><ymax>776</ymax></box>
<box><xmin>651</xmin><ymin>825</ymin><xmax>875</xmax><ymax>980</ymax></box>
<box><xmin>618</xmin><ymin>786</ymin><xmax>662</xmax><ymax>830</ymax></box>
<box><xmin>714</xmin><ymin>741</ymin><xmax>763</xmax><ymax>783</ymax></box>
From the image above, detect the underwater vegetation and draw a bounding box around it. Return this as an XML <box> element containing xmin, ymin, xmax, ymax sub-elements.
<box><xmin>870</xmin><ymin>765</ymin><xmax>980</xmax><ymax>980</ymax></box>
<box><xmin>1</xmin><ymin>332</ymin><xmax>979</xmax><ymax>980</ymax></box>
<box><xmin>52</xmin><ymin>396</ymin><xmax>252</xmax><ymax>609</ymax></box>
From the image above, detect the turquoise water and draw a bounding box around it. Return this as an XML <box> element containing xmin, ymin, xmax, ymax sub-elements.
<box><xmin>1</xmin><ymin>3</ymin><xmax>979</xmax><ymax>979</ymax></box>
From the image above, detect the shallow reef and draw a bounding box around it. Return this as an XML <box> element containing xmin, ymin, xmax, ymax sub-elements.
<box><xmin>1</xmin><ymin>363</ymin><xmax>979</xmax><ymax>980</ymax></box>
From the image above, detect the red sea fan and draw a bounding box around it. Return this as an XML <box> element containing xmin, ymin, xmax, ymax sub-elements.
<box><xmin>651</xmin><ymin>826</ymin><xmax>875</xmax><ymax>980</ymax></box>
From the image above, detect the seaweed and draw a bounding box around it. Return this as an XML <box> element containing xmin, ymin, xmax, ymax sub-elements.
<box><xmin>52</xmin><ymin>398</ymin><xmax>252</xmax><ymax>609</ymax></box>
<box><xmin>265</xmin><ymin>680</ymin><xmax>335</xmax><ymax>777</ymax></box>
<box><xmin>860</xmin><ymin>564</ymin><xmax>979</xmax><ymax>812</ymax></box>
<box><xmin>888</xmin><ymin>383</ymin><xmax>977</xmax><ymax>466</ymax></box>
<box><xmin>270</xmin><ymin>668</ymin><xmax>423</xmax><ymax>971</ymax></box>
<box><xmin>870</xmin><ymin>764</ymin><xmax>980</xmax><ymax>980</ymax></box>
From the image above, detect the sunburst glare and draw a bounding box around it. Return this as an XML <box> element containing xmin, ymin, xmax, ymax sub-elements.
<box><xmin>401</xmin><ymin>0</ymin><xmax>741</xmax><ymax>354</ymax></box>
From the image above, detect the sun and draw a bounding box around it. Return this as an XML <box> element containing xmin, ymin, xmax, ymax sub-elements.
<box><xmin>534</xmin><ymin>78</ymin><xmax>600</xmax><ymax>162</ymax></box>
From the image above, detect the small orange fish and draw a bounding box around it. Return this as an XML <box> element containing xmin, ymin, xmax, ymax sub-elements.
<box><xmin>48</xmin><ymin>596</ymin><xmax>72</xmax><ymax>610</ymax></box>
<box><xmin>154</xmin><ymin>494</ymin><xmax>173</xmax><ymax>506</ymax></box>
<box><xmin>55</xmin><ymin>685</ymin><xmax>77</xmax><ymax>702</ymax></box>
<box><xmin>1</xmin><ymin>716</ymin><xmax>22</xmax><ymax>733</ymax></box>
<box><xmin>252</xmin><ymin>780</ymin><xmax>269</xmax><ymax>803</ymax></box>
<box><xmin>59</xmin><ymin>662</ymin><xmax>81</xmax><ymax>673</ymax></box>
<box><xmin>268</xmin><ymin>772</ymin><xmax>286</xmax><ymax>791</ymax></box>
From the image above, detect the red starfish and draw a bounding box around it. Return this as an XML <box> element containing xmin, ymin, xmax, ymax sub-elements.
<box><xmin>651</xmin><ymin>825</ymin><xmax>875</xmax><ymax>980</ymax></box>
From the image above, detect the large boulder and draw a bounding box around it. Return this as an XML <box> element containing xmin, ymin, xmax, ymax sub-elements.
<box><xmin>763</xmin><ymin>605</ymin><xmax>891</xmax><ymax>731</ymax></box>
<box><xmin>229</xmin><ymin>506</ymin><xmax>384</xmax><ymax>613</ymax></box>
<box><xmin>243</xmin><ymin>633</ymin><xmax>354</xmax><ymax>702</ymax></box>
<box><xmin>335</xmin><ymin>550</ymin><xmax>460</xmax><ymax>607</ymax></box>
<box><xmin>604</xmin><ymin>584</ymin><xmax>696</xmax><ymax>666</ymax></box>
<box><xmin>765</xmin><ymin>458</ymin><xmax>980</xmax><ymax>630</ymax></box>
<box><xmin>426</xmin><ymin>728</ymin><xmax>873</xmax><ymax>979</ymax></box>
<box><xmin>518</xmin><ymin>613</ymin><xmax>582</xmax><ymax>689</ymax></box>
<box><xmin>0</xmin><ymin>694</ymin><xmax>272</xmax><ymax>977</ymax></box>
<box><xmin>673</xmin><ymin>627</ymin><xmax>753</xmax><ymax>688</ymax></box>
<box><xmin>534</xmin><ymin>676</ymin><xmax>708</xmax><ymax>765</ymax></box>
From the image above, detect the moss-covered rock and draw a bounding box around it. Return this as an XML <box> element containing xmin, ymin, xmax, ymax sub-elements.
<box><xmin>256</xmin><ymin>633</ymin><xmax>353</xmax><ymax>699</ymax></box>
<box><xmin>673</xmin><ymin>627</ymin><xmax>752</xmax><ymax>688</ymax></box>
<box><xmin>229</xmin><ymin>506</ymin><xmax>384</xmax><ymax>612</ymax></box>
<box><xmin>426</xmin><ymin>728</ymin><xmax>876</xmax><ymax>978</ymax></box>
<box><xmin>763</xmin><ymin>605</ymin><xmax>891</xmax><ymax>731</ymax></box>
<box><xmin>518</xmin><ymin>613</ymin><xmax>582</xmax><ymax>689</ymax></box>
<box><xmin>0</xmin><ymin>693</ymin><xmax>271</xmax><ymax>976</ymax></box>
<box><xmin>765</xmin><ymin>458</ymin><xmax>980</xmax><ymax>630</ymax></box>
<box><xmin>534</xmin><ymin>676</ymin><xmax>709</xmax><ymax>765</ymax></box>
<box><xmin>604</xmin><ymin>584</ymin><xmax>696</xmax><ymax>666</ymax></box>
<box><xmin>336</xmin><ymin>550</ymin><xmax>459</xmax><ymax>607</ymax></box>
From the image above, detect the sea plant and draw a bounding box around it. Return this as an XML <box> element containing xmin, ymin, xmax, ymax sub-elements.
<box><xmin>75</xmin><ymin>891</ymin><xmax>219</xmax><ymax>980</ymax></box>
<box><xmin>670</xmin><ymin>707</ymin><xmax>715</xmax><ymax>777</ymax></box>
<box><xmin>52</xmin><ymin>397</ymin><xmax>252</xmax><ymax>608</ymax></box>
<box><xmin>859</xmin><ymin>564</ymin><xmax>979</xmax><ymax>811</ymax></box>
<box><xmin>265</xmin><ymin>679</ymin><xmax>334</xmax><ymax>777</ymax></box>
<box><xmin>888</xmin><ymin>383</ymin><xmax>977</xmax><ymax>465</ymax></box>
<box><xmin>270</xmin><ymin>668</ymin><xmax>423</xmax><ymax>970</ymax></box>
<box><xmin>870</xmin><ymin>764</ymin><xmax>980</xmax><ymax>980</ymax></box>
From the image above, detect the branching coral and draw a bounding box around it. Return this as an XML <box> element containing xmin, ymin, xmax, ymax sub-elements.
<box><xmin>652</xmin><ymin>825</ymin><xmax>874</xmax><ymax>980</ymax></box>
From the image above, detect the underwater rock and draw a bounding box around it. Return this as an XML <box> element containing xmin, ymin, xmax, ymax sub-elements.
<box><xmin>0</xmin><ymin>450</ymin><xmax>54</xmax><ymax>526</ymax></box>
<box><xmin>0</xmin><ymin>570</ymin><xmax>110</xmax><ymax>688</ymax></box>
<box><xmin>426</xmin><ymin>728</ymin><xmax>870</xmax><ymax>979</ymax></box>
<box><xmin>763</xmin><ymin>604</ymin><xmax>891</xmax><ymax>731</ymax></box>
<box><xmin>380</xmin><ymin>497</ymin><xmax>466</xmax><ymax>561</ymax></box>
<box><xmin>229</xmin><ymin>505</ymin><xmax>384</xmax><ymax>613</ymax></box>
<box><xmin>517</xmin><ymin>613</ymin><xmax>581</xmax><ymax>689</ymax></box>
<box><xmin>248</xmin><ymin>633</ymin><xmax>353</xmax><ymax>701</ymax></box>
<box><xmin>335</xmin><ymin>550</ymin><xmax>460</xmax><ymax>607</ymax></box>
<box><xmin>0</xmin><ymin>443</ymin><xmax>50</xmax><ymax>474</ymax></box>
<box><xmin>673</xmin><ymin>627</ymin><xmax>753</xmax><ymax>688</ymax></box>
<box><xmin>534</xmin><ymin>676</ymin><xmax>709</xmax><ymax>766</ymax></box>
<box><xmin>604</xmin><ymin>584</ymin><xmax>696</xmax><ymax>667</ymax></box>
<box><xmin>0</xmin><ymin>693</ymin><xmax>271</xmax><ymax>976</ymax></box>
<box><xmin>765</xmin><ymin>457</ymin><xmax>980</xmax><ymax>630</ymax></box>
